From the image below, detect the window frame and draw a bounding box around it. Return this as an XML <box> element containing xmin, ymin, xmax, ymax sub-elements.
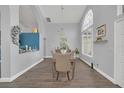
<box><xmin>117</xmin><ymin>5</ymin><xmax>124</xmax><ymax>16</ymax></box>
<box><xmin>81</xmin><ymin>9</ymin><xmax>93</xmax><ymax>57</ymax></box>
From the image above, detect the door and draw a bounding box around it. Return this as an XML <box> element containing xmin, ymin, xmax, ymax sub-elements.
<box><xmin>115</xmin><ymin>16</ymin><xmax>124</xmax><ymax>87</ymax></box>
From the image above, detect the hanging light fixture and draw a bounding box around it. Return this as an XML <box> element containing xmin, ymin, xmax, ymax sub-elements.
<box><xmin>60</xmin><ymin>5</ymin><xmax>64</xmax><ymax>31</ymax></box>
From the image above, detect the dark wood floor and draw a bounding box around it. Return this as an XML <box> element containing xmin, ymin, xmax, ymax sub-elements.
<box><xmin>0</xmin><ymin>58</ymin><xmax>120</xmax><ymax>88</ymax></box>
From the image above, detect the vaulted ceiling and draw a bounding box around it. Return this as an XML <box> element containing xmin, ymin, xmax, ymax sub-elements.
<box><xmin>19</xmin><ymin>5</ymin><xmax>86</xmax><ymax>28</ymax></box>
<box><xmin>19</xmin><ymin>5</ymin><xmax>38</xmax><ymax>28</ymax></box>
<box><xmin>40</xmin><ymin>5</ymin><xmax>86</xmax><ymax>23</ymax></box>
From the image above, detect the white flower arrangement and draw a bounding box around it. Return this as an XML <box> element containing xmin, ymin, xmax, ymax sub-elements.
<box><xmin>59</xmin><ymin>32</ymin><xmax>69</xmax><ymax>50</ymax></box>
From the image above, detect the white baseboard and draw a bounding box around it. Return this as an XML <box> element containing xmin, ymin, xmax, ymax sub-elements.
<box><xmin>0</xmin><ymin>58</ymin><xmax>44</xmax><ymax>82</ymax></box>
<box><xmin>79</xmin><ymin>57</ymin><xmax>116</xmax><ymax>84</ymax></box>
<box><xmin>94</xmin><ymin>66</ymin><xmax>116</xmax><ymax>84</ymax></box>
<box><xmin>0</xmin><ymin>78</ymin><xmax>11</xmax><ymax>82</ymax></box>
<box><xmin>79</xmin><ymin>58</ymin><xmax>91</xmax><ymax>67</ymax></box>
<box><xmin>45</xmin><ymin>56</ymin><xmax>52</xmax><ymax>58</ymax></box>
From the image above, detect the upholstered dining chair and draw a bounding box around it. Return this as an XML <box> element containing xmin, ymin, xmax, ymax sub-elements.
<box><xmin>70</xmin><ymin>51</ymin><xmax>75</xmax><ymax>59</ymax></box>
<box><xmin>55</xmin><ymin>48</ymin><xmax>61</xmax><ymax>53</ymax></box>
<box><xmin>66</xmin><ymin>48</ymin><xmax>71</xmax><ymax>53</ymax></box>
<box><xmin>54</xmin><ymin>53</ymin><xmax>72</xmax><ymax>80</ymax></box>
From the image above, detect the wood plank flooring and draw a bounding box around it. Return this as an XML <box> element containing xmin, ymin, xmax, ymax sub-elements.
<box><xmin>0</xmin><ymin>58</ymin><xmax>120</xmax><ymax>88</ymax></box>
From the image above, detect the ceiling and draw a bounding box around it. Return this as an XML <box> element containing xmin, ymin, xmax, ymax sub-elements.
<box><xmin>40</xmin><ymin>5</ymin><xmax>86</xmax><ymax>23</ymax></box>
<box><xmin>19</xmin><ymin>6</ymin><xmax>37</xmax><ymax>28</ymax></box>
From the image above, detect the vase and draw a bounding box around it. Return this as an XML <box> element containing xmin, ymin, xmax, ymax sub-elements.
<box><xmin>61</xmin><ymin>49</ymin><xmax>66</xmax><ymax>54</ymax></box>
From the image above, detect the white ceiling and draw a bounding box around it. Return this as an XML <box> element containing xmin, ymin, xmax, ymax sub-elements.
<box><xmin>19</xmin><ymin>6</ymin><xmax>37</xmax><ymax>28</ymax></box>
<box><xmin>40</xmin><ymin>5</ymin><xmax>86</xmax><ymax>23</ymax></box>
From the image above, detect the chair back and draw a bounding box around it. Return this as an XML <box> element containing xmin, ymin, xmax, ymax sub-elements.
<box><xmin>70</xmin><ymin>51</ymin><xmax>75</xmax><ymax>59</ymax></box>
<box><xmin>55</xmin><ymin>53</ymin><xmax>71</xmax><ymax>72</ymax></box>
<box><xmin>55</xmin><ymin>49</ymin><xmax>61</xmax><ymax>53</ymax></box>
<box><xmin>66</xmin><ymin>49</ymin><xmax>71</xmax><ymax>53</ymax></box>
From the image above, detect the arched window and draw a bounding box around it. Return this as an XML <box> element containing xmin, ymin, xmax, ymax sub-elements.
<box><xmin>81</xmin><ymin>9</ymin><xmax>93</xmax><ymax>57</ymax></box>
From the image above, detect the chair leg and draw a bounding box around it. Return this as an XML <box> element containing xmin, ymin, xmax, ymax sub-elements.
<box><xmin>52</xmin><ymin>65</ymin><xmax>54</xmax><ymax>78</ymax></box>
<box><xmin>52</xmin><ymin>70</ymin><xmax>55</xmax><ymax>78</ymax></box>
<box><xmin>67</xmin><ymin>71</ymin><xmax>70</xmax><ymax>80</ymax></box>
<box><xmin>52</xmin><ymin>62</ymin><xmax>56</xmax><ymax>78</ymax></box>
<box><xmin>56</xmin><ymin>72</ymin><xmax>59</xmax><ymax>80</ymax></box>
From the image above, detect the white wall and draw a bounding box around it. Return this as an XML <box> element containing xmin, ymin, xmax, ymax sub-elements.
<box><xmin>46</xmin><ymin>23</ymin><xmax>80</xmax><ymax>57</ymax></box>
<box><xmin>0</xmin><ymin>6</ymin><xmax>11</xmax><ymax>78</ymax></box>
<box><xmin>19</xmin><ymin>5</ymin><xmax>38</xmax><ymax>32</ymax></box>
<box><xmin>80</xmin><ymin>5</ymin><xmax>117</xmax><ymax>78</ymax></box>
<box><xmin>0</xmin><ymin>5</ymin><xmax>46</xmax><ymax>79</ymax></box>
<box><xmin>0</xmin><ymin>5</ymin><xmax>116</xmax><ymax>81</ymax></box>
<box><xmin>10</xmin><ymin>5</ymin><xmax>46</xmax><ymax>77</ymax></box>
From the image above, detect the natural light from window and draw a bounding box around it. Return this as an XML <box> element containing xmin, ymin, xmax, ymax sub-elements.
<box><xmin>81</xmin><ymin>9</ymin><xmax>93</xmax><ymax>57</ymax></box>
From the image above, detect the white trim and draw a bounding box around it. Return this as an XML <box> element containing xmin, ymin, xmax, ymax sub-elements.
<box><xmin>117</xmin><ymin>5</ymin><xmax>122</xmax><ymax>16</ymax></box>
<box><xmin>81</xmin><ymin>53</ymin><xmax>93</xmax><ymax>58</ymax></box>
<box><xmin>94</xmin><ymin>66</ymin><xmax>116</xmax><ymax>84</ymax></box>
<box><xmin>80</xmin><ymin>57</ymin><xmax>116</xmax><ymax>84</ymax></box>
<box><xmin>114</xmin><ymin>16</ymin><xmax>124</xmax><ymax>87</ymax></box>
<box><xmin>10</xmin><ymin>58</ymin><xmax>43</xmax><ymax>82</ymax></box>
<box><xmin>0</xmin><ymin>58</ymin><xmax>44</xmax><ymax>82</ymax></box>
<box><xmin>0</xmin><ymin>78</ymin><xmax>11</xmax><ymax>82</ymax></box>
<box><xmin>114</xmin><ymin>17</ymin><xmax>117</xmax><ymax>85</ymax></box>
<box><xmin>79</xmin><ymin>58</ymin><xmax>91</xmax><ymax>67</ymax></box>
<box><xmin>45</xmin><ymin>56</ymin><xmax>52</xmax><ymax>58</ymax></box>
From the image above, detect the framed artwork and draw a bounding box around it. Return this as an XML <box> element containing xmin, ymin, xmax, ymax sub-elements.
<box><xmin>11</xmin><ymin>26</ymin><xmax>21</xmax><ymax>46</ymax></box>
<box><xmin>96</xmin><ymin>24</ymin><xmax>106</xmax><ymax>40</ymax></box>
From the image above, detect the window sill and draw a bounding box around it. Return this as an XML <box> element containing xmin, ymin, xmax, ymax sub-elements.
<box><xmin>81</xmin><ymin>53</ymin><xmax>93</xmax><ymax>58</ymax></box>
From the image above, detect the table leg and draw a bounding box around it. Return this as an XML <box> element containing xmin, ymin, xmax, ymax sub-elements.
<box><xmin>72</xmin><ymin>62</ymin><xmax>75</xmax><ymax>80</ymax></box>
<box><xmin>52</xmin><ymin>62</ymin><xmax>56</xmax><ymax>78</ymax></box>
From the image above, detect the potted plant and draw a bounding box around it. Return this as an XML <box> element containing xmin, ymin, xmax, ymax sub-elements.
<box><xmin>75</xmin><ymin>48</ymin><xmax>80</xmax><ymax>58</ymax></box>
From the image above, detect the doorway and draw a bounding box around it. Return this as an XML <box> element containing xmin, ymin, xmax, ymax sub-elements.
<box><xmin>114</xmin><ymin>16</ymin><xmax>124</xmax><ymax>87</ymax></box>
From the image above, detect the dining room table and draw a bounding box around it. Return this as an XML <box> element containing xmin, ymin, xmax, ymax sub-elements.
<box><xmin>51</xmin><ymin>53</ymin><xmax>76</xmax><ymax>80</ymax></box>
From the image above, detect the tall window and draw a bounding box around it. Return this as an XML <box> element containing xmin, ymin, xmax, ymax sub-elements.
<box><xmin>81</xmin><ymin>9</ymin><xmax>93</xmax><ymax>57</ymax></box>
